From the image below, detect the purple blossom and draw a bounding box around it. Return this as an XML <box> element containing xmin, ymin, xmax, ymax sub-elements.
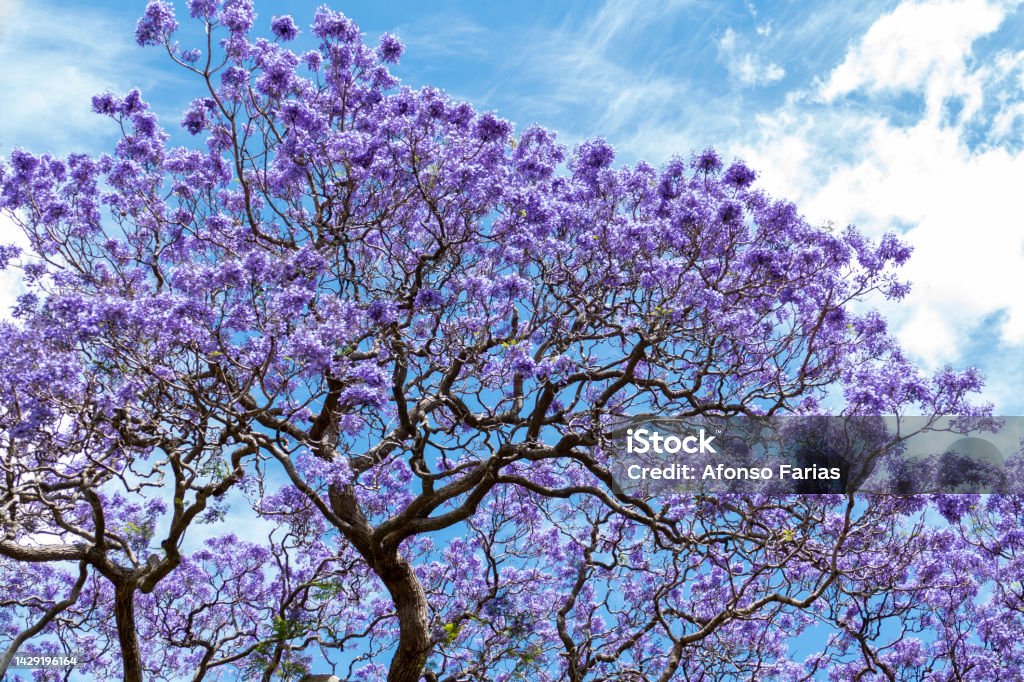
<box><xmin>695</xmin><ymin>147</ymin><xmax>723</xmax><ymax>174</ymax></box>
<box><xmin>135</xmin><ymin>0</ymin><xmax>178</xmax><ymax>46</ymax></box>
<box><xmin>367</xmin><ymin>300</ymin><xmax>399</xmax><ymax>325</ymax></box>
<box><xmin>91</xmin><ymin>92</ymin><xmax>118</xmax><ymax>116</ymax></box>
<box><xmin>377</xmin><ymin>33</ymin><xmax>404</xmax><ymax>63</ymax></box>
<box><xmin>278</xmin><ymin>100</ymin><xmax>323</xmax><ymax>133</ymax></box>
<box><xmin>302</xmin><ymin>50</ymin><xmax>322</xmax><ymax>71</ymax></box>
<box><xmin>723</xmin><ymin>160</ymin><xmax>757</xmax><ymax>188</ymax></box>
<box><xmin>186</xmin><ymin>0</ymin><xmax>216</xmax><ymax>19</ymax></box>
<box><xmin>270</xmin><ymin>14</ymin><xmax>299</xmax><ymax>41</ymax></box>
<box><xmin>414</xmin><ymin>288</ymin><xmax>444</xmax><ymax>309</ymax></box>
<box><xmin>180</xmin><ymin>97</ymin><xmax>215</xmax><ymax>135</ymax></box>
<box><xmin>121</xmin><ymin>89</ymin><xmax>145</xmax><ymax>115</ymax></box>
<box><xmin>508</xmin><ymin>349</ymin><xmax>537</xmax><ymax>378</ymax></box>
<box><xmin>311</xmin><ymin>6</ymin><xmax>358</xmax><ymax>41</ymax></box>
<box><xmin>475</xmin><ymin>112</ymin><xmax>511</xmax><ymax>143</ymax></box>
<box><xmin>577</xmin><ymin>138</ymin><xmax>615</xmax><ymax>170</ymax></box>
<box><xmin>718</xmin><ymin>201</ymin><xmax>741</xmax><ymax>224</ymax></box>
<box><xmin>220</xmin><ymin>65</ymin><xmax>248</xmax><ymax>88</ymax></box>
<box><xmin>0</xmin><ymin>243</ymin><xmax>19</xmax><ymax>269</ymax></box>
<box><xmin>219</xmin><ymin>0</ymin><xmax>255</xmax><ymax>35</ymax></box>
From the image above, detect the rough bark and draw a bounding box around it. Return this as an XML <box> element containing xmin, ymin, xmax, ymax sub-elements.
<box><xmin>379</xmin><ymin>551</ymin><xmax>432</xmax><ymax>682</ymax></box>
<box><xmin>114</xmin><ymin>581</ymin><xmax>144</xmax><ymax>682</ymax></box>
<box><xmin>329</xmin><ymin>482</ymin><xmax>432</xmax><ymax>682</ymax></box>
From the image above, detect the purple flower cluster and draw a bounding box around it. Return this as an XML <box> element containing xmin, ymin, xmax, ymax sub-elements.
<box><xmin>270</xmin><ymin>14</ymin><xmax>298</xmax><ymax>41</ymax></box>
<box><xmin>377</xmin><ymin>33</ymin><xmax>404</xmax><ymax>63</ymax></box>
<box><xmin>135</xmin><ymin>0</ymin><xmax>178</xmax><ymax>46</ymax></box>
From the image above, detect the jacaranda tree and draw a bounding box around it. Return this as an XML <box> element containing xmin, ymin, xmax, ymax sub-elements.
<box><xmin>2</xmin><ymin>2</ymin><xmax>1021</xmax><ymax>681</ymax></box>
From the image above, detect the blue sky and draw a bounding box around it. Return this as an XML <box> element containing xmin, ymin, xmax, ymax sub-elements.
<box><xmin>2</xmin><ymin>0</ymin><xmax>1024</xmax><ymax>412</ymax></box>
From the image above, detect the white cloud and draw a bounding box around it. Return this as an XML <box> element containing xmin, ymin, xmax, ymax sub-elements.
<box><xmin>811</xmin><ymin>120</ymin><xmax>1024</xmax><ymax>354</ymax></box>
<box><xmin>819</xmin><ymin>0</ymin><xmax>1013</xmax><ymax>118</ymax></box>
<box><xmin>734</xmin><ymin>0</ymin><xmax>1024</xmax><ymax>392</ymax></box>
<box><xmin>718</xmin><ymin>27</ymin><xmax>786</xmax><ymax>87</ymax></box>
<box><xmin>0</xmin><ymin>213</ymin><xmax>27</xmax><ymax>320</ymax></box>
<box><xmin>733</xmin><ymin>52</ymin><xmax>786</xmax><ymax>86</ymax></box>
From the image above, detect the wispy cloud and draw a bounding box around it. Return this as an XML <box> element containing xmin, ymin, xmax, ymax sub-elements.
<box><xmin>473</xmin><ymin>0</ymin><xmax>731</xmax><ymax>156</ymax></box>
<box><xmin>507</xmin><ymin>0</ymin><xmax>701</xmax><ymax>117</ymax></box>
<box><xmin>0</xmin><ymin>2</ymin><xmax>157</xmax><ymax>318</ymax></box>
<box><xmin>717</xmin><ymin>27</ymin><xmax>785</xmax><ymax>86</ymax></box>
<box><xmin>394</xmin><ymin>13</ymin><xmax>493</xmax><ymax>60</ymax></box>
<box><xmin>0</xmin><ymin>2</ymin><xmax>155</xmax><ymax>155</ymax></box>
<box><xmin>393</xmin><ymin>0</ymin><xmax>725</xmax><ymax>152</ymax></box>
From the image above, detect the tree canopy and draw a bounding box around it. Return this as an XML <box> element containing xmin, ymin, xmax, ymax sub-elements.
<box><xmin>1</xmin><ymin>2</ymin><xmax>1020</xmax><ymax>681</ymax></box>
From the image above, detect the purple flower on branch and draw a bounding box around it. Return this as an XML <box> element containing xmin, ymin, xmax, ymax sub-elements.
<box><xmin>135</xmin><ymin>0</ymin><xmax>178</xmax><ymax>46</ymax></box>
<box><xmin>270</xmin><ymin>14</ymin><xmax>299</xmax><ymax>41</ymax></box>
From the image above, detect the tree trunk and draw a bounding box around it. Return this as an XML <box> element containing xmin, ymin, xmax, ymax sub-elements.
<box><xmin>379</xmin><ymin>551</ymin><xmax>432</xmax><ymax>682</ymax></box>
<box><xmin>328</xmin><ymin>482</ymin><xmax>432</xmax><ymax>682</ymax></box>
<box><xmin>114</xmin><ymin>582</ymin><xmax>144</xmax><ymax>682</ymax></box>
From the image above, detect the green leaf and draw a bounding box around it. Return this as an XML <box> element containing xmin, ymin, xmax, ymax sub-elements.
<box><xmin>441</xmin><ymin>621</ymin><xmax>461</xmax><ymax>645</ymax></box>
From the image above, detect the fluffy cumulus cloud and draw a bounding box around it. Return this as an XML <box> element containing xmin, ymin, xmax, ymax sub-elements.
<box><xmin>734</xmin><ymin>0</ymin><xmax>1024</xmax><ymax>403</ymax></box>
<box><xmin>819</xmin><ymin>0</ymin><xmax>1005</xmax><ymax>114</ymax></box>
